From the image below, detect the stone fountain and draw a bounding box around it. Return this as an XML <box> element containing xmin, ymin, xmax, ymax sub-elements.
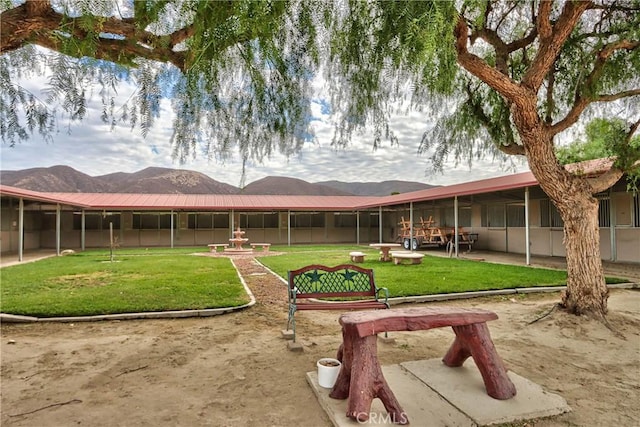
<box><xmin>224</xmin><ymin>226</ymin><xmax>253</xmax><ymax>254</ymax></box>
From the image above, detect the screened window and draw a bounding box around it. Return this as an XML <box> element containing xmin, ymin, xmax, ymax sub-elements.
<box><xmin>196</xmin><ymin>214</ymin><xmax>213</xmax><ymax>229</ymax></box>
<box><xmin>481</xmin><ymin>204</ymin><xmax>505</xmax><ymax>228</ymax></box>
<box><xmin>74</xmin><ymin>213</ymin><xmax>121</xmax><ymax>230</ymax></box>
<box><xmin>41</xmin><ymin>213</ymin><xmax>56</xmax><ymax>230</ymax></box>
<box><xmin>213</xmin><ymin>213</ymin><xmax>229</xmax><ymax>228</ymax></box>
<box><xmin>158</xmin><ymin>214</ymin><xmax>173</xmax><ymax>229</ymax></box>
<box><xmin>597</xmin><ymin>196</ymin><xmax>610</xmax><ymax>227</ymax></box>
<box><xmin>133</xmin><ymin>213</ymin><xmax>176</xmax><ymax>229</ymax></box>
<box><xmin>441</xmin><ymin>207</ymin><xmax>471</xmax><ymax>227</ymax></box>
<box><xmin>357</xmin><ymin>213</ymin><xmax>380</xmax><ymax>227</ymax></box>
<box><xmin>292</xmin><ymin>213</ymin><xmax>324</xmax><ymax>228</ymax></box>
<box><xmin>263</xmin><ymin>213</ymin><xmax>278</xmax><ymax>228</ymax></box>
<box><xmin>540</xmin><ymin>199</ymin><xmax>564</xmax><ymax>228</ymax></box>
<box><xmin>507</xmin><ymin>205</ymin><xmax>525</xmax><ymax>227</ymax></box>
<box><xmin>334</xmin><ymin>213</ymin><xmax>356</xmax><ymax>228</ymax></box>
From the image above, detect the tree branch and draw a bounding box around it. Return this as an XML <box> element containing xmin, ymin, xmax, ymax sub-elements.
<box><xmin>536</xmin><ymin>0</ymin><xmax>553</xmax><ymax>39</ymax></box>
<box><xmin>551</xmin><ymin>40</ymin><xmax>640</xmax><ymax>135</ymax></box>
<box><xmin>454</xmin><ymin>16</ymin><xmax>528</xmax><ymax>103</ymax></box>
<box><xmin>595</xmin><ymin>89</ymin><xmax>640</xmax><ymax>103</ymax></box>
<box><xmin>522</xmin><ymin>1</ymin><xmax>592</xmax><ymax>91</ymax></box>
<box><xmin>0</xmin><ymin>0</ymin><xmax>189</xmax><ymax>70</ymax></box>
<box><xmin>586</xmin><ymin>167</ymin><xmax>625</xmax><ymax>194</ymax></box>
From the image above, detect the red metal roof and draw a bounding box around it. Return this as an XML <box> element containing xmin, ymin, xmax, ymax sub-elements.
<box><xmin>0</xmin><ymin>159</ymin><xmax>624</xmax><ymax>211</ymax></box>
<box><xmin>358</xmin><ymin>171</ymin><xmax>538</xmax><ymax>208</ymax></box>
<box><xmin>3</xmin><ymin>173</ymin><xmax>538</xmax><ymax>210</ymax></box>
<box><xmin>2</xmin><ymin>160</ymin><xmax>611</xmax><ymax>211</ymax></box>
<box><xmin>1</xmin><ymin>185</ymin><xmax>382</xmax><ymax>211</ymax></box>
<box><xmin>0</xmin><ymin>185</ymin><xmax>92</xmax><ymax>207</ymax></box>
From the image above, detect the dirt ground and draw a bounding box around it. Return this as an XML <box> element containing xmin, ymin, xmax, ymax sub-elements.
<box><xmin>1</xmin><ymin>256</ymin><xmax>639</xmax><ymax>427</ymax></box>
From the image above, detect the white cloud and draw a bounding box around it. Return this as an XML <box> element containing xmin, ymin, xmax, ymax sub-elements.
<box><xmin>1</xmin><ymin>64</ymin><xmax>530</xmax><ymax>188</ymax></box>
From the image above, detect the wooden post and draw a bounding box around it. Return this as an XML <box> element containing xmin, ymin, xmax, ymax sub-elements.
<box><xmin>443</xmin><ymin>323</ymin><xmax>517</xmax><ymax>400</ymax></box>
<box><xmin>330</xmin><ymin>324</ymin><xmax>408</xmax><ymax>424</ymax></box>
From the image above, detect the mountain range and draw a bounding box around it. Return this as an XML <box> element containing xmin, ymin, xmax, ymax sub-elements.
<box><xmin>0</xmin><ymin>165</ymin><xmax>437</xmax><ymax>196</ymax></box>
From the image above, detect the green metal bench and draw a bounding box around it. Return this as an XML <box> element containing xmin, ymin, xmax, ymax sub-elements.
<box><xmin>286</xmin><ymin>264</ymin><xmax>389</xmax><ymax>342</ymax></box>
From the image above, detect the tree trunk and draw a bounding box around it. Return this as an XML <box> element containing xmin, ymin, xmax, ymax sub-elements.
<box><xmin>515</xmin><ymin>111</ymin><xmax>609</xmax><ymax>319</ymax></box>
<box><xmin>556</xmin><ymin>192</ymin><xmax>609</xmax><ymax>317</ymax></box>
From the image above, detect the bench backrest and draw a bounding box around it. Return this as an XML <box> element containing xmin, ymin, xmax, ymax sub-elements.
<box><xmin>288</xmin><ymin>264</ymin><xmax>376</xmax><ymax>300</ymax></box>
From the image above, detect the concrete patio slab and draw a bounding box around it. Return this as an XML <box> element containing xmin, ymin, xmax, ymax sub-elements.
<box><xmin>307</xmin><ymin>364</ymin><xmax>475</xmax><ymax>426</ymax></box>
<box><xmin>308</xmin><ymin>358</ymin><xmax>570</xmax><ymax>427</ymax></box>
<box><xmin>402</xmin><ymin>359</ymin><xmax>571</xmax><ymax>426</ymax></box>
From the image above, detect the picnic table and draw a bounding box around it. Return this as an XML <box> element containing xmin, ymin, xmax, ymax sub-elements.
<box><xmin>369</xmin><ymin>243</ymin><xmax>402</xmax><ymax>262</ymax></box>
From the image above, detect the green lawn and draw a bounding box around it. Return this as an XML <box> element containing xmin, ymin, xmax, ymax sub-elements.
<box><xmin>259</xmin><ymin>246</ymin><xmax>570</xmax><ymax>297</ymax></box>
<box><xmin>0</xmin><ymin>248</ymin><xmax>249</xmax><ymax>317</ymax></box>
<box><xmin>1</xmin><ymin>245</ymin><xmax>623</xmax><ymax>318</ymax></box>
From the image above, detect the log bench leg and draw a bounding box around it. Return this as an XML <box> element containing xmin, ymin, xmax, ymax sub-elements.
<box><xmin>330</xmin><ymin>326</ymin><xmax>408</xmax><ymax>424</ymax></box>
<box><xmin>443</xmin><ymin>322</ymin><xmax>517</xmax><ymax>400</ymax></box>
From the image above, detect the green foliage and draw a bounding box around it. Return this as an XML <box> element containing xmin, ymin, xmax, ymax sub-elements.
<box><xmin>0</xmin><ymin>0</ymin><xmax>637</xmax><ymax>181</ymax></box>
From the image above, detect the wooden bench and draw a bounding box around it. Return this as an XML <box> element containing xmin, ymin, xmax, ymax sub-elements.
<box><xmin>250</xmin><ymin>243</ymin><xmax>271</xmax><ymax>252</ymax></box>
<box><xmin>207</xmin><ymin>243</ymin><xmax>228</xmax><ymax>253</ymax></box>
<box><xmin>349</xmin><ymin>251</ymin><xmax>366</xmax><ymax>263</ymax></box>
<box><xmin>286</xmin><ymin>264</ymin><xmax>389</xmax><ymax>342</ymax></box>
<box><xmin>390</xmin><ymin>251</ymin><xmax>424</xmax><ymax>265</ymax></box>
<box><xmin>329</xmin><ymin>307</ymin><xmax>516</xmax><ymax>424</ymax></box>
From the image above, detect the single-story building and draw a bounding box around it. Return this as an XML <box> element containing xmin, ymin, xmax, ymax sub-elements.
<box><xmin>2</xmin><ymin>161</ymin><xmax>638</xmax><ymax>265</ymax></box>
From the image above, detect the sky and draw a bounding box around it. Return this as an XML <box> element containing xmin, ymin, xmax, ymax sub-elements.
<box><xmin>1</xmin><ymin>58</ymin><xmax>531</xmax><ymax>189</ymax></box>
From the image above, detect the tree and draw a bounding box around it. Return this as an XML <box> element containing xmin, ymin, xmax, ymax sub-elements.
<box><xmin>324</xmin><ymin>0</ymin><xmax>640</xmax><ymax>319</ymax></box>
<box><xmin>2</xmin><ymin>0</ymin><xmax>639</xmax><ymax>319</ymax></box>
<box><xmin>446</xmin><ymin>2</ymin><xmax>639</xmax><ymax>319</ymax></box>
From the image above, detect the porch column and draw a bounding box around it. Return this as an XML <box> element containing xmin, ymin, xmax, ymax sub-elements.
<box><xmin>525</xmin><ymin>188</ymin><xmax>531</xmax><ymax>265</ymax></box>
<box><xmin>170</xmin><ymin>209</ymin><xmax>174</xmax><ymax>248</ymax></box>
<box><xmin>287</xmin><ymin>210</ymin><xmax>291</xmax><ymax>246</ymax></box>
<box><xmin>409</xmin><ymin>202</ymin><xmax>414</xmax><ymax>251</ymax></box>
<box><xmin>378</xmin><ymin>206</ymin><xmax>383</xmax><ymax>243</ymax></box>
<box><xmin>56</xmin><ymin>204</ymin><xmax>61</xmax><ymax>256</ymax></box>
<box><xmin>81</xmin><ymin>210</ymin><xmax>86</xmax><ymax>251</ymax></box>
<box><xmin>230</xmin><ymin>209</ymin><xmax>234</xmax><ymax>238</ymax></box>
<box><xmin>454</xmin><ymin>196</ymin><xmax>459</xmax><ymax>257</ymax></box>
<box><xmin>18</xmin><ymin>198</ymin><xmax>24</xmax><ymax>262</ymax></box>
<box><xmin>356</xmin><ymin>211</ymin><xmax>360</xmax><ymax>245</ymax></box>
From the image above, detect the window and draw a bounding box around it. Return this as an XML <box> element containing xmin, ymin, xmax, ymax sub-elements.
<box><xmin>158</xmin><ymin>214</ymin><xmax>173</xmax><ymax>229</ymax></box>
<box><xmin>540</xmin><ymin>199</ymin><xmax>564</xmax><ymax>228</ymax></box>
<box><xmin>213</xmin><ymin>213</ymin><xmax>229</xmax><ymax>228</ymax></box>
<box><xmin>356</xmin><ymin>212</ymin><xmax>380</xmax><ymax>227</ymax></box>
<box><xmin>196</xmin><ymin>214</ymin><xmax>213</xmax><ymax>229</ymax></box>
<box><xmin>507</xmin><ymin>204</ymin><xmax>525</xmax><ymax>227</ymax></box>
<box><xmin>481</xmin><ymin>204</ymin><xmax>505</xmax><ymax>228</ymax></box>
<box><xmin>74</xmin><ymin>213</ymin><xmax>121</xmax><ymax>230</ymax></box>
<box><xmin>634</xmin><ymin>193</ymin><xmax>640</xmax><ymax>227</ymax></box>
<box><xmin>597</xmin><ymin>196</ymin><xmax>610</xmax><ymax>228</ymax></box>
<box><xmin>334</xmin><ymin>213</ymin><xmax>356</xmax><ymax>228</ymax></box>
<box><xmin>292</xmin><ymin>212</ymin><xmax>325</xmax><ymax>228</ymax></box>
<box><xmin>263</xmin><ymin>212</ymin><xmax>278</xmax><ymax>228</ymax></box>
<box><xmin>441</xmin><ymin>207</ymin><xmax>471</xmax><ymax>227</ymax></box>
<box><xmin>133</xmin><ymin>213</ymin><xmax>176</xmax><ymax>229</ymax></box>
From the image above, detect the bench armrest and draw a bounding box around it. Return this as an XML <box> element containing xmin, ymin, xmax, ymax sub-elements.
<box><xmin>375</xmin><ymin>286</ymin><xmax>389</xmax><ymax>307</ymax></box>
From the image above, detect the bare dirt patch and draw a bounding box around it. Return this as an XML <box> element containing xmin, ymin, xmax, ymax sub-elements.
<box><xmin>1</xmin><ymin>257</ymin><xmax>638</xmax><ymax>426</ymax></box>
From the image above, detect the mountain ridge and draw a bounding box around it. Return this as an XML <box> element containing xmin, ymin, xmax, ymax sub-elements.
<box><xmin>1</xmin><ymin>165</ymin><xmax>437</xmax><ymax>196</ymax></box>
